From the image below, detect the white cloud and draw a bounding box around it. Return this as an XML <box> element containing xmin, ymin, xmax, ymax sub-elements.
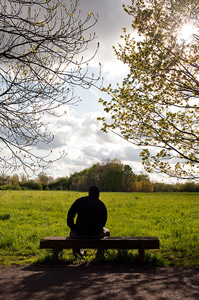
<box><xmin>77</xmin><ymin>0</ymin><xmax>132</xmax><ymax>78</ymax></box>
<box><xmin>41</xmin><ymin>106</ymin><xmax>179</xmax><ymax>184</ymax></box>
<box><xmin>40</xmin><ymin>105</ymin><xmax>145</xmax><ymax>179</ymax></box>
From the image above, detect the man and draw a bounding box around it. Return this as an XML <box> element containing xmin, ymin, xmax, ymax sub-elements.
<box><xmin>67</xmin><ymin>186</ymin><xmax>110</xmax><ymax>239</ymax></box>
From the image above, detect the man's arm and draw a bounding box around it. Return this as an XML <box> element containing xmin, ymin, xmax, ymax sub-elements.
<box><xmin>67</xmin><ymin>201</ymin><xmax>78</xmax><ymax>231</ymax></box>
<box><xmin>101</xmin><ymin>203</ymin><xmax>108</xmax><ymax>227</ymax></box>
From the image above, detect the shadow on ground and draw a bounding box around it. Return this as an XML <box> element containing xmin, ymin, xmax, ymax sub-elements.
<box><xmin>0</xmin><ymin>263</ymin><xmax>198</xmax><ymax>299</ymax></box>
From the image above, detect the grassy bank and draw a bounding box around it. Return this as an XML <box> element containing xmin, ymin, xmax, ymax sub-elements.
<box><xmin>0</xmin><ymin>191</ymin><xmax>198</xmax><ymax>266</ymax></box>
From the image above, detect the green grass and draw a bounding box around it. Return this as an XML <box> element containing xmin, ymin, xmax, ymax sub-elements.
<box><xmin>0</xmin><ymin>190</ymin><xmax>198</xmax><ymax>266</ymax></box>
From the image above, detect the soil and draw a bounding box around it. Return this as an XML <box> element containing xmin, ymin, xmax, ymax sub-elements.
<box><xmin>0</xmin><ymin>264</ymin><xmax>198</xmax><ymax>299</ymax></box>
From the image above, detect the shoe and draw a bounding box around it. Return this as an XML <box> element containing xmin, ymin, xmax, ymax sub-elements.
<box><xmin>73</xmin><ymin>248</ymin><xmax>85</xmax><ymax>259</ymax></box>
<box><xmin>79</xmin><ymin>249</ymin><xmax>85</xmax><ymax>256</ymax></box>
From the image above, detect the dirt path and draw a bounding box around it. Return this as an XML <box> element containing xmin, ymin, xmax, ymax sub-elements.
<box><xmin>0</xmin><ymin>264</ymin><xmax>198</xmax><ymax>299</ymax></box>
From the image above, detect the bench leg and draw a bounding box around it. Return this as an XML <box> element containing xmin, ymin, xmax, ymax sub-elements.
<box><xmin>53</xmin><ymin>246</ymin><xmax>59</xmax><ymax>264</ymax></box>
<box><xmin>96</xmin><ymin>249</ymin><xmax>105</xmax><ymax>257</ymax></box>
<box><xmin>139</xmin><ymin>244</ymin><xmax>145</xmax><ymax>264</ymax></box>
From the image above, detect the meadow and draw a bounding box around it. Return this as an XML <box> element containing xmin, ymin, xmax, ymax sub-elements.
<box><xmin>0</xmin><ymin>190</ymin><xmax>198</xmax><ymax>266</ymax></box>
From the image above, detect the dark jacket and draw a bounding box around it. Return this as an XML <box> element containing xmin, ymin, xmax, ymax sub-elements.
<box><xmin>67</xmin><ymin>195</ymin><xmax>107</xmax><ymax>236</ymax></box>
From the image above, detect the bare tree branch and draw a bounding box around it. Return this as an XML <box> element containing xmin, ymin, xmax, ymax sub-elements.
<box><xmin>0</xmin><ymin>0</ymin><xmax>101</xmax><ymax>174</ymax></box>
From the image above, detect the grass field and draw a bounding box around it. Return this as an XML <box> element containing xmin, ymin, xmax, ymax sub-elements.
<box><xmin>0</xmin><ymin>190</ymin><xmax>198</xmax><ymax>266</ymax></box>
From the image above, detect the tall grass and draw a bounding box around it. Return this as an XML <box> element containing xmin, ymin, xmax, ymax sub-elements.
<box><xmin>0</xmin><ymin>190</ymin><xmax>198</xmax><ymax>266</ymax></box>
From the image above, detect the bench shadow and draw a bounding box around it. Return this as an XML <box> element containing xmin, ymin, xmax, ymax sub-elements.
<box><xmin>0</xmin><ymin>264</ymin><xmax>198</xmax><ymax>300</ymax></box>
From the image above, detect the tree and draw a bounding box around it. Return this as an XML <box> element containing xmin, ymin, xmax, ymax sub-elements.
<box><xmin>0</xmin><ymin>0</ymin><xmax>100</xmax><ymax>174</ymax></box>
<box><xmin>48</xmin><ymin>176</ymin><xmax>69</xmax><ymax>190</ymax></box>
<box><xmin>0</xmin><ymin>174</ymin><xmax>10</xmax><ymax>186</ymax></box>
<box><xmin>140</xmin><ymin>180</ymin><xmax>153</xmax><ymax>192</ymax></box>
<box><xmin>37</xmin><ymin>171</ymin><xmax>50</xmax><ymax>185</ymax></box>
<box><xmin>123</xmin><ymin>164</ymin><xmax>135</xmax><ymax>191</ymax></box>
<box><xmin>99</xmin><ymin>0</ymin><xmax>199</xmax><ymax>180</ymax></box>
<box><xmin>98</xmin><ymin>159</ymin><xmax>124</xmax><ymax>191</ymax></box>
<box><xmin>10</xmin><ymin>173</ymin><xmax>20</xmax><ymax>189</ymax></box>
<box><xmin>136</xmin><ymin>173</ymin><xmax>150</xmax><ymax>182</ymax></box>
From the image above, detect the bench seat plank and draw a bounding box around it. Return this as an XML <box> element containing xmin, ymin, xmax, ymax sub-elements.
<box><xmin>40</xmin><ymin>236</ymin><xmax>159</xmax><ymax>249</ymax></box>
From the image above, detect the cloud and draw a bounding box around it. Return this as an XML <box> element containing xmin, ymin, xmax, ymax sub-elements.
<box><xmin>39</xmin><ymin>105</ymin><xmax>145</xmax><ymax>179</ymax></box>
<box><xmin>78</xmin><ymin>0</ymin><xmax>132</xmax><ymax>77</ymax></box>
<box><xmin>42</xmin><ymin>106</ymin><xmax>177</xmax><ymax>183</ymax></box>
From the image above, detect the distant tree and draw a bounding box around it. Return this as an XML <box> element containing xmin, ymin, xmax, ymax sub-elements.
<box><xmin>123</xmin><ymin>164</ymin><xmax>135</xmax><ymax>192</ymax></box>
<box><xmin>20</xmin><ymin>179</ymin><xmax>38</xmax><ymax>190</ymax></box>
<box><xmin>68</xmin><ymin>158</ymin><xmax>154</xmax><ymax>192</ymax></box>
<box><xmin>99</xmin><ymin>160</ymin><xmax>124</xmax><ymax>191</ymax></box>
<box><xmin>153</xmin><ymin>182</ymin><xmax>174</xmax><ymax>192</ymax></box>
<box><xmin>99</xmin><ymin>0</ymin><xmax>199</xmax><ymax>180</ymax></box>
<box><xmin>136</xmin><ymin>173</ymin><xmax>150</xmax><ymax>182</ymax></box>
<box><xmin>130</xmin><ymin>180</ymin><xmax>153</xmax><ymax>192</ymax></box>
<box><xmin>76</xmin><ymin>163</ymin><xmax>101</xmax><ymax>190</ymax></box>
<box><xmin>37</xmin><ymin>171</ymin><xmax>50</xmax><ymax>185</ymax></box>
<box><xmin>0</xmin><ymin>0</ymin><xmax>100</xmax><ymax>174</ymax></box>
<box><xmin>131</xmin><ymin>181</ymin><xmax>142</xmax><ymax>192</ymax></box>
<box><xmin>10</xmin><ymin>174</ymin><xmax>20</xmax><ymax>189</ymax></box>
<box><xmin>49</xmin><ymin>177</ymin><xmax>69</xmax><ymax>190</ymax></box>
<box><xmin>0</xmin><ymin>174</ymin><xmax>10</xmax><ymax>186</ymax></box>
<box><xmin>68</xmin><ymin>171</ymin><xmax>83</xmax><ymax>190</ymax></box>
<box><xmin>20</xmin><ymin>174</ymin><xmax>28</xmax><ymax>184</ymax></box>
<box><xmin>141</xmin><ymin>180</ymin><xmax>153</xmax><ymax>192</ymax></box>
<box><xmin>181</xmin><ymin>181</ymin><xmax>199</xmax><ymax>192</ymax></box>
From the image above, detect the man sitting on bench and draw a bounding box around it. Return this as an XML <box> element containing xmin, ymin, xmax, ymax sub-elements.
<box><xmin>67</xmin><ymin>186</ymin><xmax>110</xmax><ymax>257</ymax></box>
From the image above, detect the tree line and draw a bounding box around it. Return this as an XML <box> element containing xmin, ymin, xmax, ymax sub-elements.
<box><xmin>0</xmin><ymin>158</ymin><xmax>198</xmax><ymax>192</ymax></box>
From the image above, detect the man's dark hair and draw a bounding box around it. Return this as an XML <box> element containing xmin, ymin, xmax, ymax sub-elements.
<box><xmin>89</xmin><ymin>186</ymin><xmax>100</xmax><ymax>198</ymax></box>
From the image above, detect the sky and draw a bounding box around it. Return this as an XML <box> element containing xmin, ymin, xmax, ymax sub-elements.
<box><xmin>36</xmin><ymin>0</ymin><xmax>175</xmax><ymax>183</ymax></box>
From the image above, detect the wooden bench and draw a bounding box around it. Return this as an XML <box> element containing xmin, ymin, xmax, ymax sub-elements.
<box><xmin>40</xmin><ymin>236</ymin><xmax>160</xmax><ymax>264</ymax></box>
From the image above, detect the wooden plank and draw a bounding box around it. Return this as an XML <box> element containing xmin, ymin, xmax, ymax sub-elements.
<box><xmin>40</xmin><ymin>236</ymin><xmax>159</xmax><ymax>250</ymax></box>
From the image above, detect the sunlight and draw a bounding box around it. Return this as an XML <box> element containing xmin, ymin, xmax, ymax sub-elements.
<box><xmin>178</xmin><ymin>23</ymin><xmax>197</xmax><ymax>44</ymax></box>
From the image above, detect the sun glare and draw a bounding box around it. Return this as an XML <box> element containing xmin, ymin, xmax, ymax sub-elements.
<box><xmin>178</xmin><ymin>23</ymin><xmax>197</xmax><ymax>44</ymax></box>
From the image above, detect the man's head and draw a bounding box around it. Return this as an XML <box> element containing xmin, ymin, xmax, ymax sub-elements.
<box><xmin>89</xmin><ymin>186</ymin><xmax>100</xmax><ymax>198</ymax></box>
